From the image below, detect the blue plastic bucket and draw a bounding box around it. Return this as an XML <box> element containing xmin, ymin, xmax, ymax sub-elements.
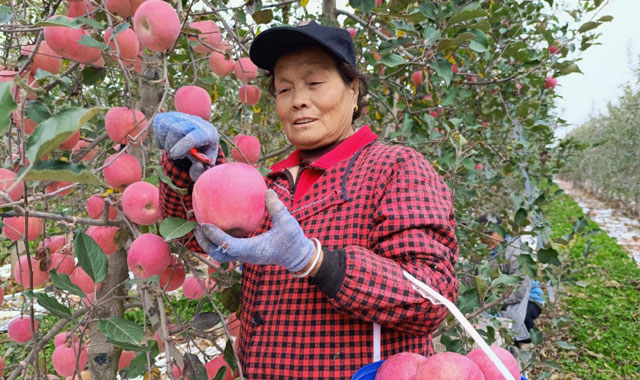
<box><xmin>351</xmin><ymin>360</ymin><xmax>384</xmax><ymax>380</ymax></box>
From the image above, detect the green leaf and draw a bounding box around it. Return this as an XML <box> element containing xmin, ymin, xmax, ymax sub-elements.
<box><xmin>432</xmin><ymin>58</ymin><xmax>453</xmax><ymax>86</ymax></box>
<box><xmin>491</xmin><ymin>273</ymin><xmax>521</xmax><ymax>287</ymax></box>
<box><xmin>34</xmin><ymin>69</ymin><xmax>72</xmax><ymax>85</ymax></box>
<box><xmin>422</xmin><ymin>27</ymin><xmax>441</xmax><ymax>45</ymax></box>
<box><xmin>82</xmin><ymin>66</ymin><xmax>107</xmax><ymax>86</ymax></box>
<box><xmin>212</xmin><ymin>367</ymin><xmax>228</xmax><ymax>380</ymax></box>
<box><xmin>437</xmin><ymin>32</ymin><xmax>477</xmax><ymax>52</ymax></box>
<box><xmin>22</xmin><ymin>160</ymin><xmax>104</xmax><ymax>186</ymax></box>
<box><xmin>26</xmin><ymin>107</ymin><xmax>101</xmax><ymax>163</ymax></box>
<box><xmin>561</xmin><ymin>63</ymin><xmax>582</xmax><ymax>75</ymax></box>
<box><xmin>159</xmin><ymin>217</ymin><xmax>196</xmax><ymax>241</ymax></box>
<box><xmin>469</xmin><ymin>30</ymin><xmax>488</xmax><ymax>52</ymax></box>
<box><xmin>120</xmin><ymin>342</ymin><xmax>159</xmax><ymax>378</ymax></box>
<box><xmin>448</xmin><ymin>7</ymin><xmax>487</xmax><ymax>27</ymax></box>
<box><xmin>468</xmin><ymin>19</ymin><xmax>491</xmax><ymax>33</ymax></box>
<box><xmin>514</xmin><ymin>208</ymin><xmax>528</xmax><ymax>227</ymax></box>
<box><xmin>112</xmin><ymin>21</ymin><xmax>130</xmax><ymax>36</ymax></box>
<box><xmin>25</xmin><ymin>291</ymin><xmax>72</xmax><ymax>319</ymax></box>
<box><xmin>538</xmin><ymin>247</ymin><xmax>561</xmax><ymax>266</ymax></box>
<box><xmin>25</xmin><ymin>100</ymin><xmax>51</xmax><ymax>123</ymax></box>
<box><xmin>153</xmin><ymin>165</ymin><xmax>188</xmax><ymax>195</ymax></box>
<box><xmin>50</xmin><ymin>270</ymin><xmax>86</xmax><ymax>297</ymax></box>
<box><xmin>107</xmin><ymin>338</ymin><xmax>149</xmax><ymax>351</ymax></box>
<box><xmin>473</xmin><ymin>275</ymin><xmax>488</xmax><ymax>299</ymax></box>
<box><xmin>77</xmin><ymin>16</ymin><xmax>105</xmax><ymax>31</ymax></box>
<box><xmin>349</xmin><ymin>0</ymin><xmax>375</xmax><ymax>13</ymax></box>
<box><xmin>36</xmin><ymin>16</ymin><xmax>83</xmax><ymax>28</ymax></box>
<box><xmin>98</xmin><ymin>318</ymin><xmax>145</xmax><ymax>346</ymax></box>
<box><xmin>74</xmin><ymin>231</ymin><xmax>108</xmax><ymax>284</ymax></box>
<box><xmin>78</xmin><ymin>35</ymin><xmax>108</xmax><ymax>50</ymax></box>
<box><xmin>218</xmin><ymin>283</ymin><xmax>241</xmax><ymax>313</ymax></box>
<box><xmin>530</xmin><ymin>327</ymin><xmax>543</xmax><ymax>345</ymax></box>
<box><xmin>597</xmin><ymin>15</ymin><xmax>613</xmax><ymax>22</ymax></box>
<box><xmin>223</xmin><ymin>339</ymin><xmax>238</xmax><ymax>373</ymax></box>
<box><xmin>0</xmin><ymin>82</ymin><xmax>17</xmax><ymax>134</ymax></box>
<box><xmin>0</xmin><ymin>5</ymin><xmax>14</xmax><ymax>25</ymax></box>
<box><xmin>388</xmin><ymin>0</ymin><xmax>412</xmax><ymax>13</ymax></box>
<box><xmin>572</xmin><ymin>216</ymin><xmax>588</xmax><ymax>234</ymax></box>
<box><xmin>578</xmin><ymin>21</ymin><xmax>601</xmax><ymax>33</ymax></box>
<box><xmin>377</xmin><ymin>53</ymin><xmax>406</xmax><ymax>68</ymax></box>
<box><xmin>555</xmin><ymin>340</ymin><xmax>577</xmax><ymax>350</ymax></box>
<box><xmin>251</xmin><ymin>9</ymin><xmax>273</xmax><ymax>24</ymax></box>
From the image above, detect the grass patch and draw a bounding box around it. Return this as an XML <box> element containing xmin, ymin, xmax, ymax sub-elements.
<box><xmin>541</xmin><ymin>186</ymin><xmax>640</xmax><ymax>379</ymax></box>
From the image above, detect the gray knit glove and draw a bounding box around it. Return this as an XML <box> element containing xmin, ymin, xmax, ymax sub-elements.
<box><xmin>194</xmin><ymin>190</ymin><xmax>315</xmax><ymax>273</ymax></box>
<box><xmin>153</xmin><ymin>112</ymin><xmax>219</xmax><ymax>181</ymax></box>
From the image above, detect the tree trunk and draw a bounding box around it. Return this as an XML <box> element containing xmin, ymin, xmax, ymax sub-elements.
<box><xmin>87</xmin><ymin>248</ymin><xmax>129</xmax><ymax>380</ymax></box>
<box><xmin>133</xmin><ymin>52</ymin><xmax>164</xmax><ymax>170</ymax></box>
<box><xmin>322</xmin><ymin>0</ymin><xmax>337</xmax><ymax>25</ymax></box>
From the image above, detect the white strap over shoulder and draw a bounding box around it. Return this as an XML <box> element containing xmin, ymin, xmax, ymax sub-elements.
<box><xmin>402</xmin><ymin>270</ymin><xmax>516</xmax><ymax>380</ymax></box>
<box><xmin>373</xmin><ymin>322</ymin><xmax>381</xmax><ymax>362</ymax></box>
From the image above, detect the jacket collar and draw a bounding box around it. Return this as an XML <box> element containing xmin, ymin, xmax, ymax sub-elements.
<box><xmin>270</xmin><ymin>125</ymin><xmax>377</xmax><ymax>172</ymax></box>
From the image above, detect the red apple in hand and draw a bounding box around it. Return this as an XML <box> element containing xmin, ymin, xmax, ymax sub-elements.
<box><xmin>192</xmin><ymin>162</ymin><xmax>267</xmax><ymax>237</ymax></box>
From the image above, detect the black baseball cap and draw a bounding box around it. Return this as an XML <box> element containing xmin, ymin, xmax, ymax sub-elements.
<box><xmin>249</xmin><ymin>20</ymin><xmax>356</xmax><ymax>73</ymax></box>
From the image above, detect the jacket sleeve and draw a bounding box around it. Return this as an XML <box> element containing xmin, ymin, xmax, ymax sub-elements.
<box><xmin>158</xmin><ymin>150</ymin><xmax>225</xmax><ymax>254</ymax></box>
<box><xmin>313</xmin><ymin>148</ymin><xmax>458</xmax><ymax>336</ymax></box>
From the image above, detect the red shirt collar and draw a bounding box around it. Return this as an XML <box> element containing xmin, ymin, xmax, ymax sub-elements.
<box><xmin>271</xmin><ymin>126</ymin><xmax>377</xmax><ymax>172</ymax></box>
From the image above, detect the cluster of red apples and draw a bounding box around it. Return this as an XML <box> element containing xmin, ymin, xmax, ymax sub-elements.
<box><xmin>374</xmin><ymin>345</ymin><xmax>521</xmax><ymax>380</ymax></box>
<box><xmin>9</xmin><ymin>0</ymin><xmax>262</xmax><ymax>136</ymax></box>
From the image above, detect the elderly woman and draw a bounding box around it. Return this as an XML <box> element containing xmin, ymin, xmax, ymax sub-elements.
<box><xmin>155</xmin><ymin>21</ymin><xmax>458</xmax><ymax>379</ymax></box>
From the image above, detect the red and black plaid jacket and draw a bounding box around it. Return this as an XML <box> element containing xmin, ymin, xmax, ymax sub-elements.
<box><xmin>159</xmin><ymin>126</ymin><xmax>458</xmax><ymax>379</ymax></box>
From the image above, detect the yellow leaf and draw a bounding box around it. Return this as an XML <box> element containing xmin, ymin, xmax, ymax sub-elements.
<box><xmin>143</xmin><ymin>367</ymin><xmax>161</xmax><ymax>380</ymax></box>
<box><xmin>375</xmin><ymin>112</ymin><xmax>381</xmax><ymax>120</ymax></box>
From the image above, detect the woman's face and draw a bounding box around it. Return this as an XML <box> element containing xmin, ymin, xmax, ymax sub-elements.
<box><xmin>273</xmin><ymin>47</ymin><xmax>359</xmax><ymax>150</ymax></box>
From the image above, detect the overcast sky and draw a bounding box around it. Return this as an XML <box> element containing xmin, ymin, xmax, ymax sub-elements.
<box><xmin>554</xmin><ymin>0</ymin><xmax>640</xmax><ymax>138</ymax></box>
